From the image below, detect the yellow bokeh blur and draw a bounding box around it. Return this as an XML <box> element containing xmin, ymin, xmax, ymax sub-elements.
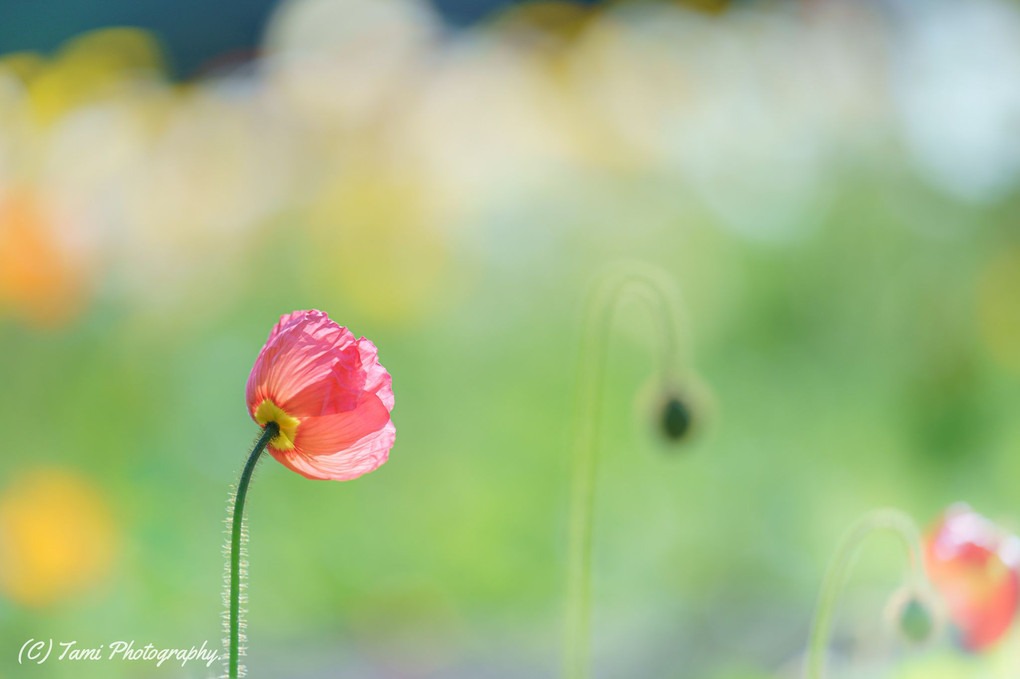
<box><xmin>0</xmin><ymin>468</ymin><xmax>118</xmax><ymax>607</ymax></box>
<box><xmin>978</xmin><ymin>247</ymin><xmax>1020</xmax><ymax>373</ymax></box>
<box><xmin>24</xmin><ymin>28</ymin><xmax>166</xmax><ymax>125</ymax></box>
<box><xmin>303</xmin><ymin>164</ymin><xmax>456</xmax><ymax>325</ymax></box>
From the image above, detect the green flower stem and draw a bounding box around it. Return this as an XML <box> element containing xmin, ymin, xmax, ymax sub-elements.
<box><xmin>564</xmin><ymin>266</ymin><xmax>685</xmax><ymax>679</ymax></box>
<box><xmin>228</xmin><ymin>421</ymin><xmax>279</xmax><ymax>679</ymax></box>
<box><xmin>805</xmin><ymin>508</ymin><xmax>926</xmax><ymax>679</ymax></box>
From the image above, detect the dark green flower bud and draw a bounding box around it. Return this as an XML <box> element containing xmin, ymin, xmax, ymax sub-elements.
<box><xmin>898</xmin><ymin>596</ymin><xmax>935</xmax><ymax>643</ymax></box>
<box><xmin>660</xmin><ymin>395</ymin><xmax>692</xmax><ymax>442</ymax></box>
<box><xmin>886</xmin><ymin>585</ymin><xmax>942</xmax><ymax>646</ymax></box>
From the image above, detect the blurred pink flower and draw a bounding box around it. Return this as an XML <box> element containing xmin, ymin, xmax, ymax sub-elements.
<box><xmin>924</xmin><ymin>504</ymin><xmax>1020</xmax><ymax>651</ymax></box>
<box><xmin>246</xmin><ymin>310</ymin><xmax>395</xmax><ymax>481</ymax></box>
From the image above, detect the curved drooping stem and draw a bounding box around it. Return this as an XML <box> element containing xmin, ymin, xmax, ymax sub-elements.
<box><xmin>564</xmin><ymin>265</ymin><xmax>689</xmax><ymax>679</ymax></box>
<box><xmin>805</xmin><ymin>508</ymin><xmax>929</xmax><ymax>679</ymax></box>
<box><xmin>226</xmin><ymin>421</ymin><xmax>279</xmax><ymax>678</ymax></box>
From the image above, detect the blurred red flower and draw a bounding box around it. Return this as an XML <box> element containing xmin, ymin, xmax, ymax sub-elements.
<box><xmin>924</xmin><ymin>504</ymin><xmax>1020</xmax><ymax>651</ymax></box>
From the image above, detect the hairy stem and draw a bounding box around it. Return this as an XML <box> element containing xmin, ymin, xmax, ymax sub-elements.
<box><xmin>805</xmin><ymin>508</ymin><xmax>926</xmax><ymax>679</ymax></box>
<box><xmin>564</xmin><ymin>265</ymin><xmax>687</xmax><ymax>679</ymax></box>
<box><xmin>227</xmin><ymin>421</ymin><xmax>279</xmax><ymax>679</ymax></box>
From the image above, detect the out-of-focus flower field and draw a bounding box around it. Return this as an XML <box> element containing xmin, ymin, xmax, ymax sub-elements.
<box><xmin>2</xmin><ymin>0</ymin><xmax>1020</xmax><ymax>677</ymax></box>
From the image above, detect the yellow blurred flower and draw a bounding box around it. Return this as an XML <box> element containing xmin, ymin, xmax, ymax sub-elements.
<box><xmin>0</xmin><ymin>52</ymin><xmax>46</xmax><ymax>84</ymax></box>
<box><xmin>22</xmin><ymin>27</ymin><xmax>166</xmax><ymax>125</ymax></box>
<box><xmin>0</xmin><ymin>468</ymin><xmax>118</xmax><ymax>607</ymax></box>
<box><xmin>491</xmin><ymin>1</ymin><xmax>594</xmax><ymax>42</ymax></box>
<box><xmin>978</xmin><ymin>247</ymin><xmax>1020</xmax><ymax>373</ymax></box>
<box><xmin>303</xmin><ymin>164</ymin><xmax>456</xmax><ymax>325</ymax></box>
<box><xmin>673</xmin><ymin>0</ymin><xmax>730</xmax><ymax>14</ymax></box>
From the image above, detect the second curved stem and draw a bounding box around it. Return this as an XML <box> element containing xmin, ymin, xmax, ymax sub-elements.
<box><xmin>564</xmin><ymin>268</ymin><xmax>684</xmax><ymax>679</ymax></box>
<box><xmin>805</xmin><ymin>508</ymin><xmax>926</xmax><ymax>679</ymax></box>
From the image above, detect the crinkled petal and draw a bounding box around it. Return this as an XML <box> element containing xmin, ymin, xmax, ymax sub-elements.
<box><xmin>271</xmin><ymin>419</ymin><xmax>395</xmax><ymax>481</ymax></box>
<box><xmin>281</xmin><ymin>343</ymin><xmax>366</xmax><ymax>417</ymax></box>
<box><xmin>294</xmin><ymin>394</ymin><xmax>390</xmax><ymax>455</ymax></box>
<box><xmin>356</xmin><ymin>337</ymin><xmax>394</xmax><ymax>411</ymax></box>
<box><xmin>246</xmin><ymin>310</ymin><xmax>360</xmax><ymax>417</ymax></box>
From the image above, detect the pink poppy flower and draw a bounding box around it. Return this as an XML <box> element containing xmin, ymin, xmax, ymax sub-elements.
<box><xmin>924</xmin><ymin>504</ymin><xmax>1020</xmax><ymax>651</ymax></box>
<box><xmin>245</xmin><ymin>310</ymin><xmax>395</xmax><ymax>481</ymax></box>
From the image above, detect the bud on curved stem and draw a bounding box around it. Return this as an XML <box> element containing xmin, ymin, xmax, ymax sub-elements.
<box><xmin>564</xmin><ymin>264</ymin><xmax>692</xmax><ymax>679</ymax></box>
<box><xmin>805</xmin><ymin>508</ymin><xmax>936</xmax><ymax>679</ymax></box>
<box><xmin>885</xmin><ymin>585</ymin><xmax>938</xmax><ymax>645</ymax></box>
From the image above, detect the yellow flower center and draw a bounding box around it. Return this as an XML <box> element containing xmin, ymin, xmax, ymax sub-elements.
<box><xmin>254</xmin><ymin>399</ymin><xmax>300</xmax><ymax>451</ymax></box>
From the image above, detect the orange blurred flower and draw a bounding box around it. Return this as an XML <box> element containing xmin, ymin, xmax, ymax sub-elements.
<box><xmin>924</xmin><ymin>504</ymin><xmax>1020</xmax><ymax>651</ymax></box>
<box><xmin>0</xmin><ymin>468</ymin><xmax>118</xmax><ymax>607</ymax></box>
<box><xmin>0</xmin><ymin>187</ymin><xmax>91</xmax><ymax>327</ymax></box>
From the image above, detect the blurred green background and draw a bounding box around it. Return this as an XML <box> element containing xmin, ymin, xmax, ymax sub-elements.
<box><xmin>1</xmin><ymin>0</ymin><xmax>1020</xmax><ymax>677</ymax></box>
